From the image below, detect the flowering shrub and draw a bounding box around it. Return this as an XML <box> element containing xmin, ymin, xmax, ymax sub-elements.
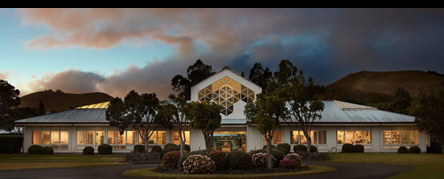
<box><xmin>209</xmin><ymin>150</ymin><xmax>227</xmax><ymax>170</ymax></box>
<box><xmin>280</xmin><ymin>153</ymin><xmax>302</xmax><ymax>169</ymax></box>
<box><xmin>182</xmin><ymin>154</ymin><xmax>216</xmax><ymax>174</ymax></box>
<box><xmin>251</xmin><ymin>152</ymin><xmax>276</xmax><ymax>168</ymax></box>
<box><xmin>162</xmin><ymin>151</ymin><xmax>185</xmax><ymax>168</ymax></box>
<box><xmin>227</xmin><ymin>151</ymin><xmax>251</xmax><ymax>170</ymax></box>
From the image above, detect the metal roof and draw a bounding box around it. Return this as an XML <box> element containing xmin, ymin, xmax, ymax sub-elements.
<box><xmin>15</xmin><ymin>100</ymin><xmax>415</xmax><ymax>125</ymax></box>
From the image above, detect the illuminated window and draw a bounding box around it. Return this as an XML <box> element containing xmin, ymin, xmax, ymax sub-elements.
<box><xmin>108</xmin><ymin>131</ymin><xmax>116</xmax><ymax>144</ymax></box>
<box><xmin>401</xmin><ymin>130</ymin><xmax>410</xmax><ymax>144</ymax></box>
<box><xmin>383</xmin><ymin>130</ymin><xmax>392</xmax><ymax>144</ymax></box>
<box><xmin>292</xmin><ymin>130</ymin><xmax>325</xmax><ymax>144</ymax></box>
<box><xmin>383</xmin><ymin>128</ymin><xmax>420</xmax><ymax>147</ymax></box>
<box><xmin>95</xmin><ymin>128</ymin><xmax>105</xmax><ymax>145</ymax></box>
<box><xmin>42</xmin><ymin>131</ymin><xmax>50</xmax><ymax>145</ymax></box>
<box><xmin>411</xmin><ymin>130</ymin><xmax>419</xmax><ymax>144</ymax></box>
<box><xmin>77</xmin><ymin>130</ymin><xmax>86</xmax><ymax>145</ymax></box>
<box><xmin>364</xmin><ymin>131</ymin><xmax>371</xmax><ymax>144</ymax></box>
<box><xmin>172</xmin><ymin>131</ymin><xmax>190</xmax><ymax>145</ymax></box>
<box><xmin>264</xmin><ymin>131</ymin><xmax>281</xmax><ymax>144</ymax></box>
<box><xmin>337</xmin><ymin>131</ymin><xmax>344</xmax><ymax>144</ymax></box>
<box><xmin>158</xmin><ymin>131</ymin><xmax>167</xmax><ymax>144</ymax></box>
<box><xmin>355</xmin><ymin>131</ymin><xmax>363</xmax><ymax>144</ymax></box>
<box><xmin>51</xmin><ymin>130</ymin><xmax>60</xmax><ymax>149</ymax></box>
<box><xmin>337</xmin><ymin>130</ymin><xmax>371</xmax><ymax>144</ymax></box>
<box><xmin>127</xmin><ymin>131</ymin><xmax>136</xmax><ymax>145</ymax></box>
<box><xmin>198</xmin><ymin>76</ymin><xmax>255</xmax><ymax>115</ymax></box>
<box><xmin>87</xmin><ymin>131</ymin><xmax>94</xmax><ymax>145</ymax></box>
<box><xmin>32</xmin><ymin>131</ymin><xmax>40</xmax><ymax>145</ymax></box>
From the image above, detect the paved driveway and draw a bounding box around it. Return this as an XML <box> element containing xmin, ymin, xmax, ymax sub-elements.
<box><xmin>0</xmin><ymin>162</ymin><xmax>412</xmax><ymax>179</ymax></box>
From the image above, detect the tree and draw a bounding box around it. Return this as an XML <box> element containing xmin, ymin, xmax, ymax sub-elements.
<box><xmin>245</xmin><ymin>92</ymin><xmax>288</xmax><ymax>169</ymax></box>
<box><xmin>156</xmin><ymin>95</ymin><xmax>189</xmax><ymax>157</ymax></box>
<box><xmin>248</xmin><ymin>62</ymin><xmax>272</xmax><ymax>90</ymax></box>
<box><xmin>106</xmin><ymin>90</ymin><xmax>160</xmax><ymax>149</ymax></box>
<box><xmin>171</xmin><ymin>59</ymin><xmax>214</xmax><ymax>100</ymax></box>
<box><xmin>274</xmin><ymin>60</ymin><xmax>324</xmax><ymax>152</ymax></box>
<box><xmin>0</xmin><ymin>80</ymin><xmax>20</xmax><ymax>131</ymax></box>
<box><xmin>38</xmin><ymin>101</ymin><xmax>46</xmax><ymax>115</ymax></box>
<box><xmin>187</xmin><ymin>101</ymin><xmax>221</xmax><ymax>150</ymax></box>
<box><xmin>409</xmin><ymin>89</ymin><xmax>444</xmax><ymax>154</ymax></box>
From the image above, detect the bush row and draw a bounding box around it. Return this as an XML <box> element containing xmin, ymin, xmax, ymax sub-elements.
<box><xmin>341</xmin><ymin>144</ymin><xmax>364</xmax><ymax>153</ymax></box>
<box><xmin>398</xmin><ymin>146</ymin><xmax>421</xmax><ymax>153</ymax></box>
<box><xmin>293</xmin><ymin>145</ymin><xmax>318</xmax><ymax>153</ymax></box>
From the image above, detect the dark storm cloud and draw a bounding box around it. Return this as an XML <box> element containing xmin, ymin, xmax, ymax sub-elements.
<box><xmin>19</xmin><ymin>8</ymin><xmax>444</xmax><ymax>99</ymax></box>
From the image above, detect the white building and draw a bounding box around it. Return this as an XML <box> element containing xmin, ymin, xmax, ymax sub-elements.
<box><xmin>16</xmin><ymin>67</ymin><xmax>428</xmax><ymax>153</ymax></box>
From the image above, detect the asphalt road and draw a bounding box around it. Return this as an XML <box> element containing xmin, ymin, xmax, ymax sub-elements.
<box><xmin>0</xmin><ymin>162</ymin><xmax>412</xmax><ymax>179</ymax></box>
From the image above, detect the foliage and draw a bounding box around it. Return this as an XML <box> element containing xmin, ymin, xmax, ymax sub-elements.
<box><xmin>409</xmin><ymin>146</ymin><xmax>421</xmax><ymax>154</ymax></box>
<box><xmin>179</xmin><ymin>144</ymin><xmax>190</xmax><ymax>152</ymax></box>
<box><xmin>251</xmin><ymin>152</ymin><xmax>276</xmax><ymax>168</ymax></box>
<box><xmin>248</xmin><ymin>62</ymin><xmax>273</xmax><ymax>90</ymax></box>
<box><xmin>409</xmin><ymin>89</ymin><xmax>444</xmax><ymax>154</ymax></box>
<box><xmin>182</xmin><ymin>154</ymin><xmax>216</xmax><ymax>174</ymax></box>
<box><xmin>309</xmin><ymin>146</ymin><xmax>318</xmax><ymax>153</ymax></box>
<box><xmin>284</xmin><ymin>153</ymin><xmax>302</xmax><ymax>162</ymax></box>
<box><xmin>161</xmin><ymin>146</ymin><xmax>179</xmax><ymax>157</ymax></box>
<box><xmin>226</xmin><ymin>151</ymin><xmax>251</xmax><ymax>170</ymax></box>
<box><xmin>0</xmin><ymin>80</ymin><xmax>21</xmax><ymax>131</ymax></box>
<box><xmin>280</xmin><ymin>158</ymin><xmax>299</xmax><ymax>169</ymax></box>
<box><xmin>0</xmin><ymin>135</ymin><xmax>23</xmax><ymax>153</ymax></box>
<box><xmin>28</xmin><ymin>145</ymin><xmax>43</xmax><ymax>154</ymax></box>
<box><xmin>187</xmin><ymin>101</ymin><xmax>221</xmax><ymax>150</ymax></box>
<box><xmin>162</xmin><ymin>151</ymin><xmax>182</xmax><ymax>168</ymax></box>
<box><xmin>354</xmin><ymin>145</ymin><xmax>364</xmax><ymax>153</ymax></box>
<box><xmin>38</xmin><ymin>101</ymin><xmax>46</xmax><ymax>115</ymax></box>
<box><xmin>126</xmin><ymin>151</ymin><xmax>161</xmax><ymax>162</ymax></box>
<box><xmin>177</xmin><ymin>150</ymin><xmax>212</xmax><ymax>170</ymax></box>
<box><xmin>262</xmin><ymin>144</ymin><xmax>276</xmax><ymax>149</ymax></box>
<box><xmin>106</xmin><ymin>90</ymin><xmax>160</xmax><ymax>150</ymax></box>
<box><xmin>398</xmin><ymin>146</ymin><xmax>408</xmax><ymax>153</ymax></box>
<box><xmin>342</xmin><ymin>144</ymin><xmax>355</xmax><ymax>153</ymax></box>
<box><xmin>171</xmin><ymin>59</ymin><xmax>214</xmax><ymax>100</ymax></box>
<box><xmin>294</xmin><ymin>145</ymin><xmax>307</xmax><ymax>152</ymax></box>
<box><xmin>277</xmin><ymin>143</ymin><xmax>291</xmax><ymax>154</ymax></box>
<box><xmin>42</xmin><ymin>146</ymin><xmax>54</xmax><ymax>155</ymax></box>
<box><xmin>209</xmin><ymin>150</ymin><xmax>227</xmax><ymax>170</ymax></box>
<box><xmin>164</xmin><ymin>143</ymin><xmax>178</xmax><ymax>148</ymax></box>
<box><xmin>83</xmin><ymin>146</ymin><xmax>94</xmax><ymax>155</ymax></box>
<box><xmin>248</xmin><ymin>149</ymin><xmax>284</xmax><ymax>166</ymax></box>
<box><xmin>156</xmin><ymin>95</ymin><xmax>190</xmax><ymax>157</ymax></box>
<box><xmin>134</xmin><ymin>145</ymin><xmax>145</xmax><ymax>153</ymax></box>
<box><xmin>152</xmin><ymin>145</ymin><xmax>162</xmax><ymax>153</ymax></box>
<box><xmin>98</xmin><ymin>144</ymin><xmax>112</xmax><ymax>155</ymax></box>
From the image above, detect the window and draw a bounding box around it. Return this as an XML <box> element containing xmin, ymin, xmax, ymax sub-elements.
<box><xmin>108</xmin><ymin>131</ymin><xmax>116</xmax><ymax>144</ymax></box>
<box><xmin>392</xmin><ymin>130</ymin><xmax>400</xmax><ymax>144</ymax></box>
<box><xmin>77</xmin><ymin>131</ymin><xmax>86</xmax><ymax>145</ymax></box>
<box><xmin>411</xmin><ymin>130</ymin><xmax>419</xmax><ymax>144</ymax></box>
<box><xmin>337</xmin><ymin>130</ymin><xmax>372</xmax><ymax>144</ymax></box>
<box><xmin>42</xmin><ymin>131</ymin><xmax>50</xmax><ymax>145</ymax></box>
<box><xmin>127</xmin><ymin>131</ymin><xmax>136</xmax><ymax>145</ymax></box>
<box><xmin>51</xmin><ymin>130</ymin><xmax>60</xmax><ymax>149</ymax></box>
<box><xmin>158</xmin><ymin>131</ymin><xmax>167</xmax><ymax>144</ymax></box>
<box><xmin>292</xmin><ymin>130</ymin><xmax>326</xmax><ymax>145</ymax></box>
<box><xmin>401</xmin><ymin>130</ymin><xmax>410</xmax><ymax>144</ymax></box>
<box><xmin>263</xmin><ymin>131</ymin><xmax>281</xmax><ymax>144</ymax></box>
<box><xmin>383</xmin><ymin>128</ymin><xmax>419</xmax><ymax>147</ymax></box>
<box><xmin>87</xmin><ymin>130</ymin><xmax>94</xmax><ymax>145</ymax></box>
<box><xmin>32</xmin><ymin>131</ymin><xmax>40</xmax><ymax>145</ymax></box>
<box><xmin>95</xmin><ymin>130</ymin><xmax>105</xmax><ymax>145</ymax></box>
<box><xmin>172</xmin><ymin>131</ymin><xmax>190</xmax><ymax>145</ymax></box>
<box><xmin>383</xmin><ymin>130</ymin><xmax>391</xmax><ymax>144</ymax></box>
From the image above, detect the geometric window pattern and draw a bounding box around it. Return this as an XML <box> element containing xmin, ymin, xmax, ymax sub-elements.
<box><xmin>198</xmin><ymin>76</ymin><xmax>255</xmax><ymax>116</ymax></box>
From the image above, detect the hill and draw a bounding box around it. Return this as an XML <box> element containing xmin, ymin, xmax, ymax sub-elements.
<box><xmin>321</xmin><ymin>70</ymin><xmax>444</xmax><ymax>104</ymax></box>
<box><xmin>19</xmin><ymin>90</ymin><xmax>114</xmax><ymax>112</ymax></box>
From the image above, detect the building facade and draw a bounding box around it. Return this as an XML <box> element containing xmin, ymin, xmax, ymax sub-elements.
<box><xmin>16</xmin><ymin>67</ymin><xmax>428</xmax><ymax>153</ymax></box>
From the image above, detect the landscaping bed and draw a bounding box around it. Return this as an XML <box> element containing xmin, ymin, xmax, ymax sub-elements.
<box><xmin>153</xmin><ymin>165</ymin><xmax>310</xmax><ymax>175</ymax></box>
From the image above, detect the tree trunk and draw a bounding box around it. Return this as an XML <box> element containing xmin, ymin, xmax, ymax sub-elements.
<box><xmin>178</xmin><ymin>130</ymin><xmax>185</xmax><ymax>157</ymax></box>
<box><xmin>303</xmin><ymin>129</ymin><xmax>311</xmax><ymax>152</ymax></box>
<box><xmin>266</xmin><ymin>138</ymin><xmax>273</xmax><ymax>169</ymax></box>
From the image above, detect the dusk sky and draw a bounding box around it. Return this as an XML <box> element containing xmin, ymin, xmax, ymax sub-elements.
<box><xmin>1</xmin><ymin>8</ymin><xmax>444</xmax><ymax>99</ymax></box>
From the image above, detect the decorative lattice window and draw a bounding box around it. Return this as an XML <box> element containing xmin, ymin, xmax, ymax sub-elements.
<box><xmin>198</xmin><ymin>76</ymin><xmax>254</xmax><ymax>115</ymax></box>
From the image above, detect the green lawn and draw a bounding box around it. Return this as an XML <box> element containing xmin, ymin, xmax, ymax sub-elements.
<box><xmin>328</xmin><ymin>153</ymin><xmax>444</xmax><ymax>179</ymax></box>
<box><xmin>0</xmin><ymin>154</ymin><xmax>127</xmax><ymax>171</ymax></box>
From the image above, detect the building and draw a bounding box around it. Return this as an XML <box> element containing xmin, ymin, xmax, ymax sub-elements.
<box><xmin>16</xmin><ymin>67</ymin><xmax>428</xmax><ymax>153</ymax></box>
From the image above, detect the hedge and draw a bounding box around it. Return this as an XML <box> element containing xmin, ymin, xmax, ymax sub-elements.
<box><xmin>0</xmin><ymin>135</ymin><xmax>23</xmax><ymax>154</ymax></box>
<box><xmin>98</xmin><ymin>144</ymin><xmax>113</xmax><ymax>155</ymax></box>
<box><xmin>398</xmin><ymin>146</ymin><xmax>408</xmax><ymax>153</ymax></box>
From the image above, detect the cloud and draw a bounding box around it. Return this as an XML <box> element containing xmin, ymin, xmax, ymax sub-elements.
<box><xmin>28</xmin><ymin>70</ymin><xmax>105</xmax><ymax>93</ymax></box>
<box><xmin>0</xmin><ymin>71</ymin><xmax>9</xmax><ymax>80</ymax></box>
<box><xmin>16</xmin><ymin>8</ymin><xmax>444</xmax><ymax>99</ymax></box>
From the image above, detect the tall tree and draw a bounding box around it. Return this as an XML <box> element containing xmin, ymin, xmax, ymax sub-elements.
<box><xmin>156</xmin><ymin>95</ymin><xmax>190</xmax><ymax>157</ymax></box>
<box><xmin>106</xmin><ymin>90</ymin><xmax>160</xmax><ymax>149</ymax></box>
<box><xmin>409</xmin><ymin>89</ymin><xmax>444</xmax><ymax>154</ymax></box>
<box><xmin>274</xmin><ymin>59</ymin><xmax>324</xmax><ymax>152</ymax></box>
<box><xmin>171</xmin><ymin>59</ymin><xmax>214</xmax><ymax>100</ymax></box>
<box><xmin>187</xmin><ymin>101</ymin><xmax>221</xmax><ymax>150</ymax></box>
<box><xmin>248</xmin><ymin>62</ymin><xmax>272</xmax><ymax>90</ymax></box>
<box><xmin>0</xmin><ymin>80</ymin><xmax>20</xmax><ymax>131</ymax></box>
<box><xmin>245</xmin><ymin>92</ymin><xmax>289</xmax><ymax>169</ymax></box>
<box><xmin>38</xmin><ymin>101</ymin><xmax>46</xmax><ymax>115</ymax></box>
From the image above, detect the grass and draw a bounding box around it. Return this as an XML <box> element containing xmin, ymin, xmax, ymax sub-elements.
<box><xmin>123</xmin><ymin>165</ymin><xmax>336</xmax><ymax>178</ymax></box>
<box><xmin>0</xmin><ymin>154</ymin><xmax>127</xmax><ymax>171</ymax></box>
<box><xmin>328</xmin><ymin>153</ymin><xmax>444</xmax><ymax>179</ymax></box>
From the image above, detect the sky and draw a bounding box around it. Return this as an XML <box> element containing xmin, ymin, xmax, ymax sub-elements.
<box><xmin>1</xmin><ymin>8</ymin><xmax>444</xmax><ymax>100</ymax></box>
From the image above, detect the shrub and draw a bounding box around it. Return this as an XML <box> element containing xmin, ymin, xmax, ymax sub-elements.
<box><xmin>98</xmin><ymin>144</ymin><xmax>112</xmax><ymax>155</ymax></box>
<box><xmin>354</xmin><ymin>144</ymin><xmax>364</xmax><ymax>153</ymax></box>
<box><xmin>164</xmin><ymin>143</ymin><xmax>178</xmax><ymax>148</ymax></box>
<box><xmin>251</xmin><ymin>152</ymin><xmax>276</xmax><ymax>168</ymax></box>
<box><xmin>409</xmin><ymin>146</ymin><xmax>421</xmax><ymax>154</ymax></box>
<box><xmin>294</xmin><ymin>145</ymin><xmax>307</xmax><ymax>152</ymax></box>
<box><xmin>342</xmin><ymin>144</ymin><xmax>355</xmax><ymax>153</ymax></box>
<box><xmin>282</xmin><ymin>153</ymin><xmax>302</xmax><ymax>169</ymax></box>
<box><xmin>161</xmin><ymin>146</ymin><xmax>180</xmax><ymax>157</ymax></box>
<box><xmin>151</xmin><ymin>145</ymin><xmax>162</xmax><ymax>153</ymax></box>
<box><xmin>183</xmin><ymin>154</ymin><xmax>216</xmax><ymax>174</ymax></box>
<box><xmin>83</xmin><ymin>146</ymin><xmax>94</xmax><ymax>155</ymax></box>
<box><xmin>309</xmin><ymin>145</ymin><xmax>318</xmax><ymax>153</ymax></box>
<box><xmin>277</xmin><ymin>143</ymin><xmax>291</xmax><ymax>154</ymax></box>
<box><xmin>162</xmin><ymin>151</ymin><xmax>182</xmax><ymax>168</ymax></box>
<box><xmin>28</xmin><ymin>145</ymin><xmax>43</xmax><ymax>154</ymax></box>
<box><xmin>42</xmin><ymin>146</ymin><xmax>54</xmax><ymax>155</ymax></box>
<box><xmin>398</xmin><ymin>146</ymin><xmax>408</xmax><ymax>153</ymax></box>
<box><xmin>134</xmin><ymin>145</ymin><xmax>145</xmax><ymax>153</ymax></box>
<box><xmin>226</xmin><ymin>151</ymin><xmax>251</xmax><ymax>170</ymax></box>
<box><xmin>262</xmin><ymin>144</ymin><xmax>276</xmax><ymax>149</ymax></box>
<box><xmin>209</xmin><ymin>150</ymin><xmax>227</xmax><ymax>170</ymax></box>
<box><xmin>0</xmin><ymin>135</ymin><xmax>23</xmax><ymax>154</ymax></box>
<box><xmin>179</xmin><ymin>144</ymin><xmax>191</xmax><ymax>151</ymax></box>
<box><xmin>248</xmin><ymin>149</ymin><xmax>285</xmax><ymax>165</ymax></box>
<box><xmin>178</xmin><ymin>150</ymin><xmax>212</xmax><ymax>170</ymax></box>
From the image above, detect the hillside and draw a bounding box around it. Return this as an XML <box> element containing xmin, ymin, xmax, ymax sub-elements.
<box><xmin>19</xmin><ymin>90</ymin><xmax>114</xmax><ymax>112</ymax></box>
<box><xmin>321</xmin><ymin>70</ymin><xmax>444</xmax><ymax>104</ymax></box>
